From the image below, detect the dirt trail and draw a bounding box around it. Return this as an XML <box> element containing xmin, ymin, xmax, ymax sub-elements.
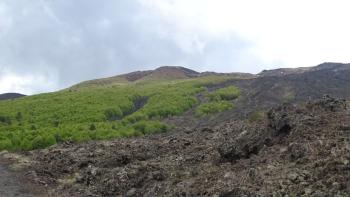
<box><xmin>0</xmin><ymin>157</ymin><xmax>40</xmax><ymax>197</ymax></box>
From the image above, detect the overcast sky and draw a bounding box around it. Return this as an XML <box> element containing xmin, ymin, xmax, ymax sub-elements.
<box><xmin>1</xmin><ymin>0</ymin><xmax>350</xmax><ymax>94</ymax></box>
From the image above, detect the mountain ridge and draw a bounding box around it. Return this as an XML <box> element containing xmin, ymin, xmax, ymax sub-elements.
<box><xmin>70</xmin><ymin>62</ymin><xmax>349</xmax><ymax>90</ymax></box>
<box><xmin>258</xmin><ymin>62</ymin><xmax>350</xmax><ymax>77</ymax></box>
<box><xmin>1</xmin><ymin>62</ymin><xmax>349</xmax><ymax>97</ymax></box>
<box><xmin>0</xmin><ymin>93</ymin><xmax>26</xmax><ymax>101</ymax></box>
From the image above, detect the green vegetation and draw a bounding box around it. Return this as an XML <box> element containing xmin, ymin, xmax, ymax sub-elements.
<box><xmin>196</xmin><ymin>86</ymin><xmax>240</xmax><ymax>116</ymax></box>
<box><xmin>207</xmin><ymin>86</ymin><xmax>240</xmax><ymax>101</ymax></box>
<box><xmin>196</xmin><ymin>101</ymin><xmax>234</xmax><ymax>116</ymax></box>
<box><xmin>0</xmin><ymin>76</ymin><xmax>234</xmax><ymax>151</ymax></box>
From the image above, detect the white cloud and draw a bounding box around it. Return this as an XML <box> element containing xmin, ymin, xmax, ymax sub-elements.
<box><xmin>1</xmin><ymin>0</ymin><xmax>350</xmax><ymax>94</ymax></box>
<box><xmin>140</xmin><ymin>0</ymin><xmax>350</xmax><ymax>68</ymax></box>
<box><xmin>0</xmin><ymin>2</ymin><xmax>13</xmax><ymax>34</ymax></box>
<box><xmin>0</xmin><ymin>68</ymin><xmax>58</xmax><ymax>95</ymax></box>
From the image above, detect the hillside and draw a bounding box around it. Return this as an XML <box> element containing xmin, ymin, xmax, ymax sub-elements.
<box><xmin>257</xmin><ymin>62</ymin><xmax>349</xmax><ymax>77</ymax></box>
<box><xmin>0</xmin><ymin>63</ymin><xmax>350</xmax><ymax>196</ymax></box>
<box><xmin>0</xmin><ymin>74</ymin><xmax>239</xmax><ymax>151</ymax></box>
<box><xmin>71</xmin><ymin>66</ymin><xmax>254</xmax><ymax>90</ymax></box>
<box><xmin>22</xmin><ymin>96</ymin><xmax>350</xmax><ymax>196</ymax></box>
<box><xmin>1</xmin><ymin>63</ymin><xmax>350</xmax><ymax>151</ymax></box>
<box><xmin>161</xmin><ymin>62</ymin><xmax>350</xmax><ymax>129</ymax></box>
<box><xmin>71</xmin><ymin>66</ymin><xmax>201</xmax><ymax>89</ymax></box>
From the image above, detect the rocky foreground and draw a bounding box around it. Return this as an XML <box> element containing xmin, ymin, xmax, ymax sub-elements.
<box><xmin>25</xmin><ymin>96</ymin><xmax>350</xmax><ymax>196</ymax></box>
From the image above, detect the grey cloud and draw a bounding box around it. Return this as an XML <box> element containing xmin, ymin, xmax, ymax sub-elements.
<box><xmin>0</xmin><ymin>0</ymin><xmax>261</xmax><ymax>94</ymax></box>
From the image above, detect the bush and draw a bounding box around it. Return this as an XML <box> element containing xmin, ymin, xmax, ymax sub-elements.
<box><xmin>208</xmin><ymin>86</ymin><xmax>240</xmax><ymax>101</ymax></box>
<box><xmin>15</xmin><ymin>112</ymin><xmax>23</xmax><ymax>122</ymax></box>
<box><xmin>0</xmin><ymin>115</ymin><xmax>11</xmax><ymax>125</ymax></box>
<box><xmin>0</xmin><ymin>137</ymin><xmax>13</xmax><ymax>150</ymax></box>
<box><xmin>31</xmin><ymin>134</ymin><xmax>56</xmax><ymax>149</ymax></box>
<box><xmin>123</xmin><ymin>112</ymin><xmax>148</xmax><ymax>124</ymax></box>
<box><xmin>72</xmin><ymin>131</ymin><xmax>91</xmax><ymax>143</ymax></box>
<box><xmin>20</xmin><ymin>138</ymin><xmax>33</xmax><ymax>151</ymax></box>
<box><xmin>119</xmin><ymin>127</ymin><xmax>142</xmax><ymax>138</ymax></box>
<box><xmin>132</xmin><ymin>121</ymin><xmax>168</xmax><ymax>135</ymax></box>
<box><xmin>104</xmin><ymin>107</ymin><xmax>123</xmax><ymax>121</ymax></box>
<box><xmin>89</xmin><ymin>124</ymin><xmax>96</xmax><ymax>131</ymax></box>
<box><xmin>0</xmin><ymin>75</ymin><xmax>233</xmax><ymax>151</ymax></box>
<box><xmin>196</xmin><ymin>101</ymin><xmax>234</xmax><ymax>116</ymax></box>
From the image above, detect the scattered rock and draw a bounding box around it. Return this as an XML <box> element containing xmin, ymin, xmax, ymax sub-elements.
<box><xmin>288</xmin><ymin>143</ymin><xmax>307</xmax><ymax>161</ymax></box>
<box><xmin>28</xmin><ymin>97</ymin><xmax>350</xmax><ymax>196</ymax></box>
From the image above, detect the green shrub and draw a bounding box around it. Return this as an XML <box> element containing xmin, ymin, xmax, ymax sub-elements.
<box><xmin>72</xmin><ymin>131</ymin><xmax>91</xmax><ymax>142</ymax></box>
<box><xmin>0</xmin><ymin>115</ymin><xmax>11</xmax><ymax>125</ymax></box>
<box><xmin>89</xmin><ymin>124</ymin><xmax>96</xmax><ymax>131</ymax></box>
<box><xmin>104</xmin><ymin>107</ymin><xmax>123</xmax><ymax>121</ymax></box>
<box><xmin>0</xmin><ymin>137</ymin><xmax>13</xmax><ymax>150</ymax></box>
<box><xmin>208</xmin><ymin>86</ymin><xmax>240</xmax><ymax>101</ymax></box>
<box><xmin>31</xmin><ymin>134</ymin><xmax>56</xmax><ymax>149</ymax></box>
<box><xmin>15</xmin><ymin>112</ymin><xmax>23</xmax><ymax>122</ymax></box>
<box><xmin>20</xmin><ymin>138</ymin><xmax>33</xmax><ymax>151</ymax></box>
<box><xmin>123</xmin><ymin>112</ymin><xmax>148</xmax><ymax>124</ymax></box>
<box><xmin>10</xmin><ymin>134</ymin><xmax>21</xmax><ymax>150</ymax></box>
<box><xmin>196</xmin><ymin>101</ymin><xmax>234</xmax><ymax>116</ymax></box>
<box><xmin>0</xmin><ymin>75</ymin><xmax>234</xmax><ymax>150</ymax></box>
<box><xmin>132</xmin><ymin>121</ymin><xmax>168</xmax><ymax>135</ymax></box>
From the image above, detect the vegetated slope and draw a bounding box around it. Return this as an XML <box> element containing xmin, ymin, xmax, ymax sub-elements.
<box><xmin>71</xmin><ymin>66</ymin><xmax>201</xmax><ymax>89</ymax></box>
<box><xmin>28</xmin><ymin>96</ymin><xmax>350</xmax><ymax>196</ymax></box>
<box><xmin>71</xmin><ymin>66</ymin><xmax>254</xmax><ymax>90</ymax></box>
<box><xmin>0</xmin><ymin>75</ymin><xmax>237</xmax><ymax>151</ymax></box>
<box><xmin>0</xmin><ymin>93</ymin><xmax>25</xmax><ymax>101</ymax></box>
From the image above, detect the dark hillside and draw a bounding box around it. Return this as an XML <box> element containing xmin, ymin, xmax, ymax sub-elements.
<box><xmin>243</xmin><ymin>62</ymin><xmax>350</xmax><ymax>108</ymax></box>
<box><xmin>164</xmin><ymin>63</ymin><xmax>350</xmax><ymax>129</ymax></box>
<box><xmin>0</xmin><ymin>93</ymin><xmax>25</xmax><ymax>101</ymax></box>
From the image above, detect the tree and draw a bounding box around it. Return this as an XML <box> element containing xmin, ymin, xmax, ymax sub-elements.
<box><xmin>31</xmin><ymin>134</ymin><xmax>56</xmax><ymax>149</ymax></box>
<box><xmin>0</xmin><ymin>138</ymin><xmax>12</xmax><ymax>150</ymax></box>
<box><xmin>0</xmin><ymin>115</ymin><xmax>11</xmax><ymax>125</ymax></box>
<box><xmin>104</xmin><ymin>108</ymin><xmax>123</xmax><ymax>121</ymax></box>
<box><xmin>31</xmin><ymin>125</ymin><xmax>37</xmax><ymax>130</ymax></box>
<box><xmin>20</xmin><ymin>138</ymin><xmax>33</xmax><ymax>151</ymax></box>
<box><xmin>15</xmin><ymin>112</ymin><xmax>23</xmax><ymax>122</ymax></box>
<box><xmin>89</xmin><ymin>124</ymin><xmax>96</xmax><ymax>131</ymax></box>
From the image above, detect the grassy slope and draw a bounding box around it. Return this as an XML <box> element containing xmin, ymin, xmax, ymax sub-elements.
<box><xmin>196</xmin><ymin>86</ymin><xmax>240</xmax><ymax>116</ymax></box>
<box><xmin>0</xmin><ymin>76</ymin><xmax>239</xmax><ymax>151</ymax></box>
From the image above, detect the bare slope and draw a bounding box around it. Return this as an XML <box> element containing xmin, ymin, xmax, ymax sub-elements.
<box><xmin>160</xmin><ymin>62</ymin><xmax>350</xmax><ymax>130</ymax></box>
<box><xmin>257</xmin><ymin>62</ymin><xmax>350</xmax><ymax>77</ymax></box>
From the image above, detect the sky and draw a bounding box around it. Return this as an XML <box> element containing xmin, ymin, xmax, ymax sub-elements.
<box><xmin>1</xmin><ymin>0</ymin><xmax>350</xmax><ymax>95</ymax></box>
